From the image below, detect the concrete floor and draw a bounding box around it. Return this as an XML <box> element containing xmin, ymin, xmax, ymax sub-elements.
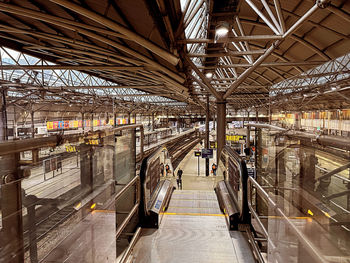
<box><xmin>165</xmin><ymin>143</ymin><xmax>223</xmax><ymax>191</ymax></box>
<box><xmin>132</xmin><ymin>145</ymin><xmax>255</xmax><ymax>263</ymax></box>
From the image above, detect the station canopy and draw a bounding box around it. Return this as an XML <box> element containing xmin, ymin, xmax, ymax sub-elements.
<box><xmin>0</xmin><ymin>0</ymin><xmax>349</xmax><ymax>114</ymax></box>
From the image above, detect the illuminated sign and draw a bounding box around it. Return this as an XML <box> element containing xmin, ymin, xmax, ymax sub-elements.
<box><xmin>194</xmin><ymin>151</ymin><xmax>201</xmax><ymax>157</ymax></box>
<box><xmin>85</xmin><ymin>138</ymin><xmax>102</xmax><ymax>145</ymax></box>
<box><xmin>65</xmin><ymin>145</ymin><xmax>78</xmax><ymax>152</ymax></box>
<box><xmin>47</xmin><ymin>121</ymin><xmax>53</xmax><ymax>130</ymax></box>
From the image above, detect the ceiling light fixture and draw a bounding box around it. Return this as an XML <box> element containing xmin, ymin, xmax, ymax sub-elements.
<box><xmin>205</xmin><ymin>72</ymin><xmax>213</xmax><ymax>78</ymax></box>
<box><xmin>216</xmin><ymin>21</ymin><xmax>230</xmax><ymax>36</ymax></box>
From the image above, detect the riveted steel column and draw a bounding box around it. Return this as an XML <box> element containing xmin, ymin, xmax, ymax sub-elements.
<box><xmin>0</xmin><ymin>88</ymin><xmax>8</xmax><ymax>141</ymax></box>
<box><xmin>216</xmin><ymin>98</ymin><xmax>226</xmax><ymax>164</ymax></box>
<box><xmin>151</xmin><ymin>112</ymin><xmax>155</xmax><ymax>131</ymax></box>
<box><xmin>81</xmin><ymin>112</ymin><xmax>85</xmax><ymax>131</ymax></box>
<box><xmin>30</xmin><ymin>111</ymin><xmax>35</xmax><ymax>138</ymax></box>
<box><xmin>205</xmin><ymin>96</ymin><xmax>210</xmax><ymax>176</ymax></box>
<box><xmin>247</xmin><ymin>125</ymin><xmax>251</xmax><ymax>149</ymax></box>
<box><xmin>90</xmin><ymin>112</ymin><xmax>93</xmax><ymax>131</ymax></box>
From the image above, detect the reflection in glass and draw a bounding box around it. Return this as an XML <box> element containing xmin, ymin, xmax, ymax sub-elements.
<box><xmin>0</xmin><ymin>127</ymin><xmax>137</xmax><ymax>262</ymax></box>
<box><xmin>254</xmin><ymin>128</ymin><xmax>350</xmax><ymax>262</ymax></box>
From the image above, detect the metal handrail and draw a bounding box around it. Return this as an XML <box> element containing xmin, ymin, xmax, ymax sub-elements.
<box><xmin>119</xmin><ymin>227</ymin><xmax>142</xmax><ymax>263</ymax></box>
<box><xmin>0</xmin><ymin>124</ymin><xmax>144</xmax><ymax>158</ymax></box>
<box><xmin>247</xmin><ymin>176</ymin><xmax>328</xmax><ymax>263</ymax></box>
<box><xmin>115</xmin><ymin>175</ymin><xmax>140</xmax><ymax>240</ymax></box>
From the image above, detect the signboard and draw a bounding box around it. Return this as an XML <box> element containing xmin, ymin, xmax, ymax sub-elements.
<box><xmin>201</xmin><ymin>148</ymin><xmax>213</xmax><ymax>158</ymax></box>
<box><xmin>47</xmin><ymin>121</ymin><xmax>53</xmax><ymax>130</ymax></box>
<box><xmin>194</xmin><ymin>151</ymin><xmax>201</xmax><ymax>157</ymax></box>
<box><xmin>58</xmin><ymin>121</ymin><xmax>64</xmax><ymax>130</ymax></box>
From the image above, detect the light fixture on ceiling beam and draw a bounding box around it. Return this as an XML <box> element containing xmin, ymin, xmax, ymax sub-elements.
<box><xmin>215</xmin><ymin>21</ymin><xmax>230</xmax><ymax>42</ymax></box>
<box><xmin>205</xmin><ymin>72</ymin><xmax>213</xmax><ymax>78</ymax></box>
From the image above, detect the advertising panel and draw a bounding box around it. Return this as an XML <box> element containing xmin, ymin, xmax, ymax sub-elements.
<box><xmin>58</xmin><ymin>121</ymin><xmax>64</xmax><ymax>130</ymax></box>
<box><xmin>47</xmin><ymin>121</ymin><xmax>53</xmax><ymax>130</ymax></box>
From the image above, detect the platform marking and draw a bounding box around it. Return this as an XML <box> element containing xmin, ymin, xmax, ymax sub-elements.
<box><xmin>167</xmin><ymin>206</ymin><xmax>220</xmax><ymax>209</ymax></box>
<box><xmin>160</xmin><ymin>212</ymin><xmax>225</xmax><ymax>217</ymax></box>
<box><xmin>92</xmin><ymin>209</ymin><xmax>115</xmax><ymax>214</ymax></box>
<box><xmin>169</xmin><ymin>198</ymin><xmax>218</xmax><ymax>201</ymax></box>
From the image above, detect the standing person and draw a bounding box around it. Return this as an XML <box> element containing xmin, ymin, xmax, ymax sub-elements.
<box><xmin>177</xmin><ymin>168</ymin><xmax>183</xmax><ymax>190</ymax></box>
<box><xmin>165</xmin><ymin>164</ymin><xmax>170</xmax><ymax>176</ymax></box>
<box><xmin>212</xmin><ymin>163</ymin><xmax>217</xmax><ymax>176</ymax></box>
<box><xmin>160</xmin><ymin>163</ymin><xmax>164</xmax><ymax>177</ymax></box>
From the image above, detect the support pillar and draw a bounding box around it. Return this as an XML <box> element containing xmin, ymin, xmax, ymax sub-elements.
<box><xmin>255</xmin><ymin>109</ymin><xmax>258</xmax><ymax>123</ymax></box>
<box><xmin>31</xmin><ymin>111</ymin><xmax>35</xmax><ymax>138</ymax></box>
<box><xmin>166</xmin><ymin>111</ymin><xmax>169</xmax><ymax>127</ymax></box>
<box><xmin>205</xmin><ymin>96</ymin><xmax>210</xmax><ymax>176</ymax></box>
<box><xmin>113</xmin><ymin>112</ymin><xmax>117</xmax><ymax>127</ymax></box>
<box><xmin>295</xmin><ymin>112</ymin><xmax>302</xmax><ymax>130</ymax></box>
<box><xmin>152</xmin><ymin>112</ymin><xmax>155</xmax><ymax>131</ymax></box>
<box><xmin>30</xmin><ymin>110</ymin><xmax>39</xmax><ymax>168</ymax></box>
<box><xmin>247</xmin><ymin>126</ymin><xmax>251</xmax><ymax>149</ymax></box>
<box><xmin>0</xmin><ymin>88</ymin><xmax>8</xmax><ymax>141</ymax></box>
<box><xmin>216</xmin><ymin>98</ymin><xmax>226</xmax><ymax>164</ymax></box>
<box><xmin>213</xmin><ymin>113</ymin><xmax>216</xmax><ymax>130</ymax></box>
<box><xmin>127</xmin><ymin>112</ymin><xmax>131</xmax><ymax>124</ymax></box>
<box><xmin>81</xmin><ymin>112</ymin><xmax>85</xmax><ymax>131</ymax></box>
<box><xmin>90</xmin><ymin>112</ymin><xmax>93</xmax><ymax>131</ymax></box>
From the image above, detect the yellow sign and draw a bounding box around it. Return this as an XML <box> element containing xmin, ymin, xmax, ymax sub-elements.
<box><xmin>86</xmin><ymin>139</ymin><xmax>99</xmax><ymax>145</ymax></box>
<box><xmin>47</xmin><ymin>121</ymin><xmax>53</xmax><ymax>130</ymax></box>
<box><xmin>65</xmin><ymin>145</ymin><xmax>77</xmax><ymax>152</ymax></box>
<box><xmin>226</xmin><ymin>135</ymin><xmax>244</xmax><ymax>142</ymax></box>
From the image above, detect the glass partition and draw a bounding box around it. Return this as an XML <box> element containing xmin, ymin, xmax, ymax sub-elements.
<box><xmin>0</xmin><ymin>127</ymin><xmax>138</xmax><ymax>262</ymax></box>
<box><xmin>252</xmin><ymin>128</ymin><xmax>350</xmax><ymax>262</ymax></box>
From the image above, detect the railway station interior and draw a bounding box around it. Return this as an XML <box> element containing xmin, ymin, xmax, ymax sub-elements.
<box><xmin>0</xmin><ymin>0</ymin><xmax>350</xmax><ymax>262</ymax></box>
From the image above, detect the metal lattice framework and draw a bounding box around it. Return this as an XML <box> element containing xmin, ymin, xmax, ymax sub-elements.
<box><xmin>0</xmin><ymin>0</ymin><xmax>348</xmax><ymax>116</ymax></box>
<box><xmin>0</xmin><ymin>47</ymin><xmax>188</xmax><ymax>115</ymax></box>
<box><xmin>180</xmin><ymin>0</ymin><xmax>350</xmax><ymax>113</ymax></box>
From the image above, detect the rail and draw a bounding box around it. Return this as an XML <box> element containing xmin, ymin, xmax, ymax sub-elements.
<box><xmin>119</xmin><ymin>227</ymin><xmax>142</xmax><ymax>263</ymax></box>
<box><xmin>115</xmin><ymin>175</ymin><xmax>140</xmax><ymax>240</ymax></box>
<box><xmin>0</xmin><ymin>124</ymin><xmax>145</xmax><ymax>159</ymax></box>
<box><xmin>247</xmin><ymin>176</ymin><xmax>329</xmax><ymax>263</ymax></box>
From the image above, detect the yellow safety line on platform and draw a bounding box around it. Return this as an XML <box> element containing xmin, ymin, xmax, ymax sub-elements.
<box><xmin>172</xmin><ymin>191</ymin><xmax>214</xmax><ymax>194</ymax></box>
<box><xmin>161</xmin><ymin>212</ymin><xmax>225</xmax><ymax>217</ymax></box>
<box><xmin>92</xmin><ymin>209</ymin><xmax>115</xmax><ymax>214</ymax></box>
<box><xmin>170</xmin><ymin>198</ymin><xmax>218</xmax><ymax>201</ymax></box>
<box><xmin>167</xmin><ymin>206</ymin><xmax>218</xmax><ymax>209</ymax></box>
<box><xmin>268</xmin><ymin>215</ymin><xmax>311</xmax><ymax>220</ymax></box>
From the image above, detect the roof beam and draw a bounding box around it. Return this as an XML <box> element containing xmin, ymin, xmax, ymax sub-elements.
<box><xmin>0</xmin><ymin>65</ymin><xmax>144</xmax><ymax>71</ymax></box>
<box><xmin>198</xmin><ymin>61</ymin><xmax>325</xmax><ymax>69</ymax></box>
<box><xmin>178</xmin><ymin>35</ymin><xmax>283</xmax><ymax>44</ymax></box>
<box><xmin>188</xmin><ymin>49</ymin><xmax>266</xmax><ymax>57</ymax></box>
<box><xmin>48</xmin><ymin>0</ymin><xmax>179</xmax><ymax>66</ymax></box>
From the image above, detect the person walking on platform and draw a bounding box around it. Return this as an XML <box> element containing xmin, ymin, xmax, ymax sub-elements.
<box><xmin>177</xmin><ymin>168</ymin><xmax>183</xmax><ymax>190</ymax></box>
<box><xmin>212</xmin><ymin>163</ymin><xmax>217</xmax><ymax>176</ymax></box>
<box><xmin>165</xmin><ymin>164</ymin><xmax>170</xmax><ymax>176</ymax></box>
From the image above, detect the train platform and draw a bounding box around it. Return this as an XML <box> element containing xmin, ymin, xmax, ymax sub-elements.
<box><xmin>165</xmin><ymin>143</ymin><xmax>223</xmax><ymax>191</ymax></box>
<box><xmin>131</xmin><ymin>190</ymin><xmax>254</xmax><ymax>263</ymax></box>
